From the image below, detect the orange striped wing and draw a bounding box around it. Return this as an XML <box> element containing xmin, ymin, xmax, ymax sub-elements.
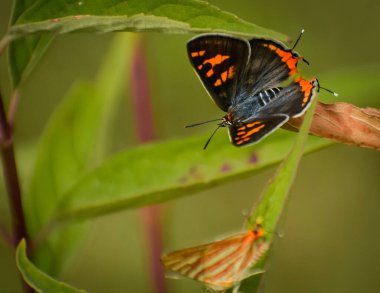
<box><xmin>161</xmin><ymin>229</ymin><xmax>268</xmax><ymax>291</ymax></box>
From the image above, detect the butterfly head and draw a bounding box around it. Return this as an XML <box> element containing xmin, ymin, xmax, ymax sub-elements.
<box><xmin>185</xmin><ymin>114</ymin><xmax>236</xmax><ymax>150</ymax></box>
<box><xmin>221</xmin><ymin>113</ymin><xmax>234</xmax><ymax>126</ymax></box>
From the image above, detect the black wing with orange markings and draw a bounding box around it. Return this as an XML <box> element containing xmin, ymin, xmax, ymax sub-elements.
<box><xmin>228</xmin><ymin>77</ymin><xmax>318</xmax><ymax>147</ymax></box>
<box><xmin>258</xmin><ymin>77</ymin><xmax>318</xmax><ymax>117</ymax></box>
<box><xmin>228</xmin><ymin>115</ymin><xmax>289</xmax><ymax>147</ymax></box>
<box><xmin>187</xmin><ymin>34</ymin><xmax>250</xmax><ymax>112</ymax></box>
<box><xmin>234</xmin><ymin>39</ymin><xmax>304</xmax><ymax>106</ymax></box>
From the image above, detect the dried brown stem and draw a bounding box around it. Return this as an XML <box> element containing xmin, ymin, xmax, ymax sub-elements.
<box><xmin>285</xmin><ymin>102</ymin><xmax>380</xmax><ymax>151</ymax></box>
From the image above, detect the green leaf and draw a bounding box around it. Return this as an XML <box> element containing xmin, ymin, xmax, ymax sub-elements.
<box><xmin>7</xmin><ymin>0</ymin><xmax>55</xmax><ymax>87</ymax></box>
<box><xmin>9</xmin><ymin>0</ymin><xmax>287</xmax><ymax>40</ymax></box>
<box><xmin>25</xmin><ymin>34</ymin><xmax>136</xmax><ymax>274</ymax></box>
<box><xmin>53</xmin><ymin>131</ymin><xmax>330</xmax><ymax>224</ymax></box>
<box><xmin>8</xmin><ymin>34</ymin><xmax>55</xmax><ymax>87</ymax></box>
<box><xmin>6</xmin><ymin>0</ymin><xmax>287</xmax><ymax>87</ymax></box>
<box><xmin>237</xmin><ymin>100</ymin><xmax>317</xmax><ymax>292</ymax></box>
<box><xmin>16</xmin><ymin>239</ymin><xmax>86</xmax><ymax>293</ymax></box>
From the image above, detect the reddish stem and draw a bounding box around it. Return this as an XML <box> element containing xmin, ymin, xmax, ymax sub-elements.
<box><xmin>0</xmin><ymin>90</ymin><xmax>33</xmax><ymax>293</ymax></box>
<box><xmin>0</xmin><ymin>91</ymin><xmax>28</xmax><ymax>247</ymax></box>
<box><xmin>130</xmin><ymin>39</ymin><xmax>166</xmax><ymax>293</ymax></box>
<box><xmin>0</xmin><ymin>223</ymin><xmax>12</xmax><ymax>247</ymax></box>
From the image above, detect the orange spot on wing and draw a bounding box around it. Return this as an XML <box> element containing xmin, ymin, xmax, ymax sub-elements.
<box><xmin>238</xmin><ymin>126</ymin><xmax>246</xmax><ymax>131</ymax></box>
<box><xmin>237</xmin><ymin>131</ymin><xmax>245</xmax><ymax>135</ymax></box>
<box><xmin>236</xmin><ymin>140</ymin><xmax>244</xmax><ymax>145</ymax></box>
<box><xmin>198</xmin><ymin>65</ymin><xmax>203</xmax><ymax>70</ymax></box>
<box><xmin>228</xmin><ymin>66</ymin><xmax>235</xmax><ymax>78</ymax></box>
<box><xmin>221</xmin><ymin>71</ymin><xmax>228</xmax><ymax>82</ymax></box>
<box><xmin>220</xmin><ymin>65</ymin><xmax>236</xmax><ymax>83</ymax></box>
<box><xmin>206</xmin><ymin>69</ymin><xmax>214</xmax><ymax>77</ymax></box>
<box><xmin>296</xmin><ymin>77</ymin><xmax>314</xmax><ymax>106</ymax></box>
<box><xmin>214</xmin><ymin>79</ymin><xmax>222</xmax><ymax>86</ymax></box>
<box><xmin>191</xmin><ymin>50</ymin><xmax>206</xmax><ymax>57</ymax></box>
<box><xmin>242</xmin><ymin>124</ymin><xmax>266</xmax><ymax>138</ymax></box>
<box><xmin>203</xmin><ymin>54</ymin><xmax>230</xmax><ymax>67</ymax></box>
<box><xmin>246</xmin><ymin>122</ymin><xmax>261</xmax><ymax>128</ymax></box>
<box><xmin>263</xmin><ymin>44</ymin><xmax>300</xmax><ymax>76</ymax></box>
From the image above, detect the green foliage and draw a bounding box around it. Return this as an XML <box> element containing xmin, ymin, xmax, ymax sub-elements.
<box><xmin>239</xmin><ymin>100</ymin><xmax>317</xmax><ymax>292</ymax></box>
<box><xmin>16</xmin><ymin>239</ymin><xmax>86</xmax><ymax>293</ymax></box>
<box><xmin>55</xmin><ymin>133</ymin><xmax>329</xmax><ymax>224</ymax></box>
<box><xmin>24</xmin><ymin>34</ymin><xmax>136</xmax><ymax>274</ymax></box>
<box><xmin>0</xmin><ymin>0</ymin><xmax>378</xmax><ymax>292</ymax></box>
<box><xmin>7</xmin><ymin>0</ymin><xmax>287</xmax><ymax>87</ymax></box>
<box><xmin>8</xmin><ymin>35</ymin><xmax>54</xmax><ymax>88</ymax></box>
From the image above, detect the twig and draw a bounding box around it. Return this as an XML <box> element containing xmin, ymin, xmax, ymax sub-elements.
<box><xmin>0</xmin><ymin>90</ymin><xmax>28</xmax><ymax>246</ymax></box>
<box><xmin>131</xmin><ymin>38</ymin><xmax>166</xmax><ymax>293</ymax></box>
<box><xmin>0</xmin><ymin>34</ymin><xmax>16</xmax><ymax>56</ymax></box>
<box><xmin>285</xmin><ymin>101</ymin><xmax>380</xmax><ymax>151</ymax></box>
<box><xmin>0</xmin><ymin>90</ymin><xmax>33</xmax><ymax>293</ymax></box>
<box><xmin>0</xmin><ymin>222</ymin><xmax>13</xmax><ymax>247</ymax></box>
<box><xmin>8</xmin><ymin>90</ymin><xmax>20</xmax><ymax>130</ymax></box>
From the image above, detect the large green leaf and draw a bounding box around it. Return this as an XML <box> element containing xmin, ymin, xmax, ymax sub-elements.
<box><xmin>25</xmin><ymin>34</ymin><xmax>136</xmax><ymax>274</ymax></box>
<box><xmin>7</xmin><ymin>0</ymin><xmax>287</xmax><ymax>87</ymax></box>
<box><xmin>237</xmin><ymin>101</ymin><xmax>317</xmax><ymax>292</ymax></box>
<box><xmin>7</xmin><ymin>0</ymin><xmax>55</xmax><ymax>87</ymax></box>
<box><xmin>8</xmin><ymin>35</ymin><xmax>55</xmax><ymax>88</ymax></box>
<box><xmin>10</xmin><ymin>0</ymin><xmax>287</xmax><ymax>40</ymax></box>
<box><xmin>51</xmin><ymin>131</ymin><xmax>330</xmax><ymax>225</ymax></box>
<box><xmin>16</xmin><ymin>239</ymin><xmax>86</xmax><ymax>293</ymax></box>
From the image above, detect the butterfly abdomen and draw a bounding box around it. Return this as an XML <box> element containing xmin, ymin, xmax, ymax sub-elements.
<box><xmin>256</xmin><ymin>87</ymin><xmax>282</xmax><ymax>107</ymax></box>
<box><xmin>230</xmin><ymin>87</ymin><xmax>283</xmax><ymax>121</ymax></box>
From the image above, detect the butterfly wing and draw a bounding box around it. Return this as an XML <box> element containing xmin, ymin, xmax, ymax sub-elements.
<box><xmin>161</xmin><ymin>231</ymin><xmax>266</xmax><ymax>291</ymax></box>
<box><xmin>229</xmin><ymin>77</ymin><xmax>317</xmax><ymax>147</ymax></box>
<box><xmin>229</xmin><ymin>115</ymin><xmax>289</xmax><ymax>147</ymax></box>
<box><xmin>234</xmin><ymin>39</ymin><xmax>304</xmax><ymax>106</ymax></box>
<box><xmin>259</xmin><ymin>77</ymin><xmax>318</xmax><ymax>117</ymax></box>
<box><xmin>187</xmin><ymin>34</ymin><xmax>250</xmax><ymax>112</ymax></box>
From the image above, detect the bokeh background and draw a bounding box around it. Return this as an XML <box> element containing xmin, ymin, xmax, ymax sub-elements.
<box><xmin>0</xmin><ymin>0</ymin><xmax>379</xmax><ymax>292</ymax></box>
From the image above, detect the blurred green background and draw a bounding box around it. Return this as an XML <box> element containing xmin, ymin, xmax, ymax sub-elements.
<box><xmin>0</xmin><ymin>0</ymin><xmax>379</xmax><ymax>292</ymax></box>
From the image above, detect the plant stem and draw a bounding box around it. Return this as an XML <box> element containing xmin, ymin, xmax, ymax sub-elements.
<box><xmin>0</xmin><ymin>90</ymin><xmax>33</xmax><ymax>293</ymax></box>
<box><xmin>0</xmin><ymin>91</ymin><xmax>28</xmax><ymax>246</ymax></box>
<box><xmin>0</xmin><ymin>34</ymin><xmax>16</xmax><ymax>56</ymax></box>
<box><xmin>8</xmin><ymin>90</ymin><xmax>20</xmax><ymax>129</ymax></box>
<box><xmin>131</xmin><ymin>38</ymin><xmax>166</xmax><ymax>293</ymax></box>
<box><xmin>0</xmin><ymin>222</ymin><xmax>12</xmax><ymax>247</ymax></box>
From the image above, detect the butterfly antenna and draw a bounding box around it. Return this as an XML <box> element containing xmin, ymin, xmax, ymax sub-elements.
<box><xmin>185</xmin><ymin>118</ymin><xmax>222</xmax><ymax>128</ymax></box>
<box><xmin>203</xmin><ymin>125</ymin><xmax>222</xmax><ymax>150</ymax></box>
<box><xmin>292</xmin><ymin>28</ymin><xmax>305</xmax><ymax>50</ymax></box>
<box><xmin>316</xmin><ymin>78</ymin><xmax>339</xmax><ymax>96</ymax></box>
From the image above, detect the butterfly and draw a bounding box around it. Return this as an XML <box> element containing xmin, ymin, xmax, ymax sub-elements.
<box><xmin>186</xmin><ymin>31</ymin><xmax>318</xmax><ymax>149</ymax></box>
<box><xmin>161</xmin><ymin>220</ymin><xmax>268</xmax><ymax>292</ymax></box>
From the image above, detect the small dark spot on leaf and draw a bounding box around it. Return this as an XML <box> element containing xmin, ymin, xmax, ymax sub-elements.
<box><xmin>179</xmin><ymin>166</ymin><xmax>203</xmax><ymax>183</ymax></box>
<box><xmin>220</xmin><ymin>163</ymin><xmax>232</xmax><ymax>173</ymax></box>
<box><xmin>178</xmin><ymin>176</ymin><xmax>188</xmax><ymax>184</ymax></box>
<box><xmin>189</xmin><ymin>166</ymin><xmax>198</xmax><ymax>175</ymax></box>
<box><xmin>248</xmin><ymin>153</ymin><xmax>258</xmax><ymax>164</ymax></box>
